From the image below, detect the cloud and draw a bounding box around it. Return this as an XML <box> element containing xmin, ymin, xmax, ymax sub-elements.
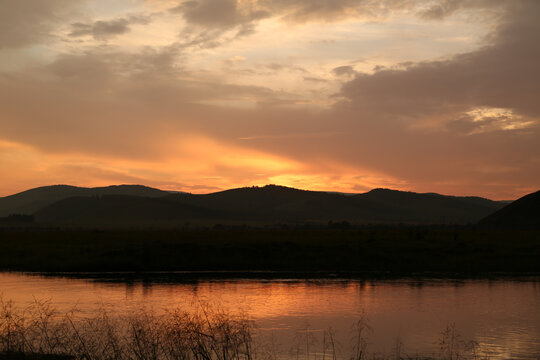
<box><xmin>419</xmin><ymin>0</ymin><xmax>508</xmax><ymax>20</ymax></box>
<box><xmin>305</xmin><ymin>0</ymin><xmax>538</xmax><ymax>196</ymax></box>
<box><xmin>223</xmin><ymin>55</ymin><xmax>246</xmax><ymax>66</ymax></box>
<box><xmin>170</xmin><ymin>0</ymin><xmax>369</xmax><ymax>32</ymax></box>
<box><xmin>198</xmin><ymin>0</ymin><xmax>539</xmax><ymax>198</ymax></box>
<box><xmin>303</xmin><ymin>76</ymin><xmax>327</xmax><ymax>83</ymax></box>
<box><xmin>0</xmin><ymin>42</ymin><xmax>303</xmax><ymax>159</ymax></box>
<box><xmin>1</xmin><ymin>0</ymin><xmax>538</xmax><ymax>199</ymax></box>
<box><xmin>171</xmin><ymin>0</ymin><xmax>268</xmax><ymax>29</ymax></box>
<box><xmin>69</xmin><ymin>15</ymin><xmax>151</xmax><ymax>41</ymax></box>
<box><xmin>340</xmin><ymin>1</ymin><xmax>540</xmax><ymax>119</ymax></box>
<box><xmin>170</xmin><ymin>0</ymin><xmax>268</xmax><ymax>49</ymax></box>
<box><xmin>333</xmin><ymin>65</ymin><xmax>357</xmax><ymax>77</ymax></box>
<box><xmin>168</xmin><ymin>0</ymin><xmax>506</xmax><ymax>51</ymax></box>
<box><xmin>0</xmin><ymin>0</ymin><xmax>84</xmax><ymax>49</ymax></box>
<box><xmin>170</xmin><ymin>0</ymin><xmax>505</xmax><ymax>31</ymax></box>
<box><xmin>446</xmin><ymin>108</ymin><xmax>535</xmax><ymax>135</ymax></box>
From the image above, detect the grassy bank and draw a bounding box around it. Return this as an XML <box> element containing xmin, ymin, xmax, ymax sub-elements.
<box><xmin>0</xmin><ymin>227</ymin><xmax>539</xmax><ymax>274</ymax></box>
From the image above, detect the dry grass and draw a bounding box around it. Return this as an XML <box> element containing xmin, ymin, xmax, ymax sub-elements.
<box><xmin>0</xmin><ymin>298</ymin><xmax>493</xmax><ymax>360</ymax></box>
<box><xmin>0</xmin><ymin>298</ymin><xmax>254</xmax><ymax>360</ymax></box>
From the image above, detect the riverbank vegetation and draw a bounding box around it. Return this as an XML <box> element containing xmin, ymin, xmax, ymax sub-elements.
<box><xmin>0</xmin><ymin>227</ymin><xmax>539</xmax><ymax>274</ymax></box>
<box><xmin>0</xmin><ymin>298</ymin><xmax>496</xmax><ymax>360</ymax></box>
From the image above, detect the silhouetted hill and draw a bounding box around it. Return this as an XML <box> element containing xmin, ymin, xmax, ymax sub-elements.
<box><xmin>0</xmin><ymin>185</ymin><xmax>169</xmax><ymax>217</ymax></box>
<box><xmin>34</xmin><ymin>195</ymin><xmax>222</xmax><ymax>225</ymax></box>
<box><xmin>356</xmin><ymin>188</ymin><xmax>504</xmax><ymax>223</ymax></box>
<box><xmin>479</xmin><ymin>190</ymin><xmax>540</xmax><ymax>229</ymax></box>
<box><xmin>167</xmin><ymin>185</ymin><xmax>357</xmax><ymax>221</ymax></box>
<box><xmin>167</xmin><ymin>185</ymin><xmax>505</xmax><ymax>224</ymax></box>
<box><xmin>3</xmin><ymin>184</ymin><xmax>509</xmax><ymax>226</ymax></box>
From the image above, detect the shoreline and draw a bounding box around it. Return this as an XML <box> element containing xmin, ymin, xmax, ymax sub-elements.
<box><xmin>5</xmin><ymin>270</ymin><xmax>540</xmax><ymax>283</ymax></box>
<box><xmin>1</xmin><ymin>228</ymin><xmax>539</xmax><ymax>274</ymax></box>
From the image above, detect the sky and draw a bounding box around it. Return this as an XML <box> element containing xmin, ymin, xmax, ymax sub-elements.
<box><xmin>0</xmin><ymin>0</ymin><xmax>539</xmax><ymax>199</ymax></box>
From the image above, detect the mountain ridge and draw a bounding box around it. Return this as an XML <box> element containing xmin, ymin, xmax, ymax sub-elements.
<box><xmin>1</xmin><ymin>184</ymin><xmax>512</xmax><ymax>226</ymax></box>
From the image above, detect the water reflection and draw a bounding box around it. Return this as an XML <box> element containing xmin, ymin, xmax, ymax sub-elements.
<box><xmin>0</xmin><ymin>272</ymin><xmax>539</xmax><ymax>359</ymax></box>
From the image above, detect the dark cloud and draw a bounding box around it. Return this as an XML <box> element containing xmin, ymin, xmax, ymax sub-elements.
<box><xmin>270</xmin><ymin>0</ymin><xmax>363</xmax><ymax>23</ymax></box>
<box><xmin>170</xmin><ymin>0</ymin><xmax>504</xmax><ymax>31</ymax></box>
<box><xmin>235</xmin><ymin>23</ymin><xmax>257</xmax><ymax>38</ymax></box>
<box><xmin>309</xmin><ymin>0</ymin><xmax>539</xmax><ymax>196</ymax></box>
<box><xmin>170</xmin><ymin>0</ymin><xmax>268</xmax><ymax>48</ymax></box>
<box><xmin>204</xmin><ymin>0</ymin><xmax>539</xmax><ymax>198</ymax></box>
<box><xmin>171</xmin><ymin>0</ymin><xmax>268</xmax><ymax>29</ymax></box>
<box><xmin>445</xmin><ymin>118</ymin><xmax>489</xmax><ymax>135</ymax></box>
<box><xmin>341</xmin><ymin>1</ymin><xmax>540</xmax><ymax>118</ymax></box>
<box><xmin>419</xmin><ymin>0</ymin><xmax>462</xmax><ymax>19</ymax></box>
<box><xmin>170</xmin><ymin>0</ymin><xmax>367</xmax><ymax>31</ymax></box>
<box><xmin>445</xmin><ymin>115</ymin><xmax>513</xmax><ymax>136</ymax></box>
<box><xmin>419</xmin><ymin>0</ymin><xmax>507</xmax><ymax>20</ymax></box>
<box><xmin>69</xmin><ymin>16</ymin><xmax>150</xmax><ymax>41</ymax></box>
<box><xmin>0</xmin><ymin>0</ymin><xmax>83</xmax><ymax>49</ymax></box>
<box><xmin>168</xmin><ymin>0</ymin><xmax>506</xmax><ymax>50</ymax></box>
<box><xmin>177</xmin><ymin>28</ymin><xmax>225</xmax><ymax>49</ymax></box>
<box><xmin>1</xmin><ymin>0</ymin><xmax>538</xmax><ymax>199</ymax></box>
<box><xmin>303</xmin><ymin>76</ymin><xmax>327</xmax><ymax>83</ymax></box>
<box><xmin>333</xmin><ymin>65</ymin><xmax>357</xmax><ymax>77</ymax></box>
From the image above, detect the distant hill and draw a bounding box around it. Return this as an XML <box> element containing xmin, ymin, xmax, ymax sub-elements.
<box><xmin>3</xmin><ymin>184</ymin><xmax>509</xmax><ymax>226</ymax></box>
<box><xmin>167</xmin><ymin>186</ymin><xmax>506</xmax><ymax>224</ymax></box>
<box><xmin>479</xmin><ymin>190</ymin><xmax>540</xmax><ymax>229</ymax></box>
<box><xmin>34</xmin><ymin>195</ymin><xmax>222</xmax><ymax>225</ymax></box>
<box><xmin>167</xmin><ymin>185</ymin><xmax>353</xmax><ymax>221</ymax></box>
<box><xmin>357</xmin><ymin>188</ymin><xmax>504</xmax><ymax>224</ymax></box>
<box><xmin>0</xmin><ymin>185</ymin><xmax>169</xmax><ymax>217</ymax></box>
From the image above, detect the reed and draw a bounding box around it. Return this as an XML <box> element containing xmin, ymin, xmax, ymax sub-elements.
<box><xmin>0</xmin><ymin>298</ymin><xmax>493</xmax><ymax>360</ymax></box>
<box><xmin>1</xmin><ymin>298</ymin><xmax>253</xmax><ymax>360</ymax></box>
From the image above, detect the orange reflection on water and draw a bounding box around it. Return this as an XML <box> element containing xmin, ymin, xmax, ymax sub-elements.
<box><xmin>1</xmin><ymin>273</ymin><xmax>539</xmax><ymax>359</ymax></box>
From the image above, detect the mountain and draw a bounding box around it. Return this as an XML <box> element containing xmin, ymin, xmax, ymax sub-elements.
<box><xmin>3</xmin><ymin>184</ymin><xmax>509</xmax><ymax>226</ymax></box>
<box><xmin>479</xmin><ymin>190</ymin><xmax>540</xmax><ymax>229</ymax></box>
<box><xmin>0</xmin><ymin>185</ymin><xmax>169</xmax><ymax>217</ymax></box>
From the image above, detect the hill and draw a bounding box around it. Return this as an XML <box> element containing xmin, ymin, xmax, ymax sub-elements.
<box><xmin>167</xmin><ymin>185</ymin><xmax>505</xmax><ymax>224</ymax></box>
<box><xmin>167</xmin><ymin>185</ymin><xmax>362</xmax><ymax>222</ymax></box>
<box><xmin>0</xmin><ymin>185</ymin><xmax>169</xmax><ymax>217</ymax></box>
<box><xmin>479</xmin><ymin>190</ymin><xmax>540</xmax><ymax>229</ymax></box>
<box><xmin>33</xmin><ymin>195</ymin><xmax>222</xmax><ymax>225</ymax></box>
<box><xmin>23</xmin><ymin>184</ymin><xmax>507</xmax><ymax>226</ymax></box>
<box><xmin>356</xmin><ymin>188</ymin><xmax>504</xmax><ymax>224</ymax></box>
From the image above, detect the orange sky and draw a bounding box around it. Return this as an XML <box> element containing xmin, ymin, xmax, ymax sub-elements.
<box><xmin>1</xmin><ymin>0</ymin><xmax>539</xmax><ymax>199</ymax></box>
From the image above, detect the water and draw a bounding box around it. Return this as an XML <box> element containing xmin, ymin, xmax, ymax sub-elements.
<box><xmin>1</xmin><ymin>272</ymin><xmax>539</xmax><ymax>359</ymax></box>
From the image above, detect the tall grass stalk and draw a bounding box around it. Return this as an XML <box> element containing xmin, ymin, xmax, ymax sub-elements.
<box><xmin>1</xmin><ymin>298</ymin><xmax>492</xmax><ymax>360</ymax></box>
<box><xmin>1</xmin><ymin>297</ymin><xmax>253</xmax><ymax>360</ymax></box>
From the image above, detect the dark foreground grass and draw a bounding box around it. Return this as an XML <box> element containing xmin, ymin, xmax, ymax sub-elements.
<box><xmin>0</xmin><ymin>227</ymin><xmax>539</xmax><ymax>274</ymax></box>
<box><xmin>1</xmin><ymin>298</ymin><xmax>253</xmax><ymax>360</ymax></box>
<box><xmin>0</xmin><ymin>352</ymin><xmax>73</xmax><ymax>359</ymax></box>
<box><xmin>0</xmin><ymin>298</ymin><xmax>496</xmax><ymax>360</ymax></box>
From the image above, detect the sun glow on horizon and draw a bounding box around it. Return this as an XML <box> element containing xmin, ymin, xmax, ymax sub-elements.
<box><xmin>0</xmin><ymin>0</ymin><xmax>538</xmax><ymax>200</ymax></box>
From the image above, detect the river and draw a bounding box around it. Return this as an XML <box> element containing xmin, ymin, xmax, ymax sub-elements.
<box><xmin>0</xmin><ymin>272</ymin><xmax>539</xmax><ymax>359</ymax></box>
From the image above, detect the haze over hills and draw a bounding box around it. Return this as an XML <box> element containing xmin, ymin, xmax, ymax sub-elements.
<box><xmin>0</xmin><ymin>184</ymin><xmax>511</xmax><ymax>226</ymax></box>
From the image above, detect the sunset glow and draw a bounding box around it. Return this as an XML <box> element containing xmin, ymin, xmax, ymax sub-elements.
<box><xmin>1</xmin><ymin>0</ymin><xmax>539</xmax><ymax>199</ymax></box>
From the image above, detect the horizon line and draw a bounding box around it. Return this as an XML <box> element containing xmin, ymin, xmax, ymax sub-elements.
<box><xmin>1</xmin><ymin>183</ymin><xmax>522</xmax><ymax>201</ymax></box>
